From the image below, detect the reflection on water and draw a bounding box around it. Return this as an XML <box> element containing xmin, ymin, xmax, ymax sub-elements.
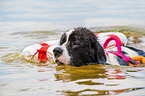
<box><xmin>62</xmin><ymin>87</ymin><xmax>144</xmax><ymax>95</ymax></box>
<box><xmin>55</xmin><ymin>65</ymin><xmax>106</xmax><ymax>82</ymax></box>
<box><xmin>55</xmin><ymin>65</ymin><xmax>145</xmax><ymax>95</ymax></box>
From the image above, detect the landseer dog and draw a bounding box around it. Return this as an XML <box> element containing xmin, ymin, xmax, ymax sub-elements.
<box><xmin>53</xmin><ymin>27</ymin><xmax>145</xmax><ymax>67</ymax></box>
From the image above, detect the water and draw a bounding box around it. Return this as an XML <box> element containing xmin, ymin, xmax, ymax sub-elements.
<box><xmin>1</xmin><ymin>0</ymin><xmax>145</xmax><ymax>32</ymax></box>
<box><xmin>1</xmin><ymin>0</ymin><xmax>145</xmax><ymax>96</ymax></box>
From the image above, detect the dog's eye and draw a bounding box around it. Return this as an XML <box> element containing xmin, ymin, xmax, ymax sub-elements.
<box><xmin>60</xmin><ymin>33</ymin><xmax>67</xmax><ymax>45</ymax></box>
<box><xmin>72</xmin><ymin>41</ymin><xmax>79</xmax><ymax>46</ymax></box>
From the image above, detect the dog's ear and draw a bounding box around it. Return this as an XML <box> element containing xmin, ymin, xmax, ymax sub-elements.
<box><xmin>60</xmin><ymin>33</ymin><xmax>67</xmax><ymax>45</ymax></box>
<box><xmin>90</xmin><ymin>36</ymin><xmax>106</xmax><ymax>64</ymax></box>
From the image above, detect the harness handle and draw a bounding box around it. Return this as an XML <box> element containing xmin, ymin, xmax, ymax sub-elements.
<box><xmin>103</xmin><ymin>36</ymin><xmax>138</xmax><ymax>66</ymax></box>
<box><xmin>103</xmin><ymin>36</ymin><xmax>122</xmax><ymax>53</ymax></box>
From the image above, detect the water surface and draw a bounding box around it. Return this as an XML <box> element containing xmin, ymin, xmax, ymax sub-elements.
<box><xmin>1</xmin><ymin>0</ymin><xmax>145</xmax><ymax>96</ymax></box>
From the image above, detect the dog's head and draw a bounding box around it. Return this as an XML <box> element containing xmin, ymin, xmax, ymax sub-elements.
<box><xmin>53</xmin><ymin>27</ymin><xmax>106</xmax><ymax>66</ymax></box>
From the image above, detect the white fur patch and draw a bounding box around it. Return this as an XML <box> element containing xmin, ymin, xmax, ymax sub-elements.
<box><xmin>57</xmin><ymin>29</ymin><xmax>75</xmax><ymax>64</ymax></box>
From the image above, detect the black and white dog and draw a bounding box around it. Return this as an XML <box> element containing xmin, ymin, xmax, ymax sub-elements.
<box><xmin>53</xmin><ymin>27</ymin><xmax>145</xmax><ymax>67</ymax></box>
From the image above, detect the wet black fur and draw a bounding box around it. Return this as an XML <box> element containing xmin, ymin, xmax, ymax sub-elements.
<box><xmin>60</xmin><ymin>27</ymin><xmax>106</xmax><ymax>67</ymax></box>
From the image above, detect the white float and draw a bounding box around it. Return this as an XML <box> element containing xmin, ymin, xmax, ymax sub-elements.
<box><xmin>21</xmin><ymin>32</ymin><xmax>128</xmax><ymax>63</ymax></box>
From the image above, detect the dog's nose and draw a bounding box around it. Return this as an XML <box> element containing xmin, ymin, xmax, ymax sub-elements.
<box><xmin>53</xmin><ymin>47</ymin><xmax>63</xmax><ymax>58</ymax></box>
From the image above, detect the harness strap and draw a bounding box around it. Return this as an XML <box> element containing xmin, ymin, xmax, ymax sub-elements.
<box><xmin>94</xmin><ymin>33</ymin><xmax>100</xmax><ymax>37</ymax></box>
<box><xmin>95</xmin><ymin>33</ymin><xmax>125</xmax><ymax>48</ymax></box>
<box><xmin>103</xmin><ymin>36</ymin><xmax>138</xmax><ymax>66</ymax></box>
<box><xmin>106</xmin><ymin>34</ymin><xmax>125</xmax><ymax>48</ymax></box>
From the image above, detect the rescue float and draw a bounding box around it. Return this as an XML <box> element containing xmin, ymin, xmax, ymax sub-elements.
<box><xmin>21</xmin><ymin>32</ymin><xmax>145</xmax><ymax>66</ymax></box>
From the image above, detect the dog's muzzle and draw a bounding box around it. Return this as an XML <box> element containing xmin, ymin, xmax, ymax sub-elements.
<box><xmin>53</xmin><ymin>47</ymin><xmax>63</xmax><ymax>58</ymax></box>
<box><xmin>53</xmin><ymin>47</ymin><xmax>66</xmax><ymax>65</ymax></box>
